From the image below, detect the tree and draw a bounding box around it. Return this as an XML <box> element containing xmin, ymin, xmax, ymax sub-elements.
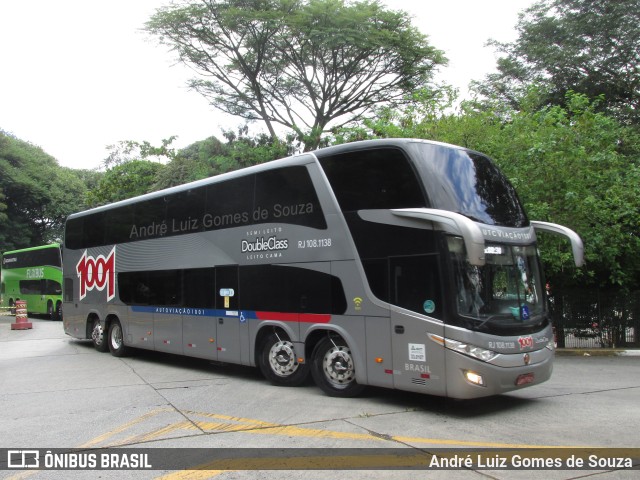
<box><xmin>152</xmin><ymin>136</ymin><xmax>227</xmax><ymax>190</ymax></box>
<box><xmin>103</xmin><ymin>136</ymin><xmax>179</xmax><ymax>168</ymax></box>
<box><xmin>0</xmin><ymin>130</ymin><xmax>88</xmax><ymax>250</ymax></box>
<box><xmin>474</xmin><ymin>0</ymin><xmax>640</xmax><ymax>124</ymax></box>
<box><xmin>490</xmin><ymin>93</ymin><xmax>640</xmax><ymax>289</ymax></box>
<box><xmin>85</xmin><ymin>160</ymin><xmax>164</xmax><ymax>207</ymax></box>
<box><xmin>145</xmin><ymin>0</ymin><xmax>446</xmax><ymax>150</ymax></box>
<box><xmin>153</xmin><ymin>128</ymin><xmax>289</xmax><ymax>190</ymax></box>
<box><xmin>98</xmin><ymin>130</ymin><xmax>290</xmax><ymax>195</ymax></box>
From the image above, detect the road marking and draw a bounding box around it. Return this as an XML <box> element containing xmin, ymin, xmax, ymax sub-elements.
<box><xmin>67</xmin><ymin>408</ymin><xmax>594</xmax><ymax>480</ymax></box>
<box><xmin>78</xmin><ymin>407</ymin><xmax>174</xmax><ymax>448</ymax></box>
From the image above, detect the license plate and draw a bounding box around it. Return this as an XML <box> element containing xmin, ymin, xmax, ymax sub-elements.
<box><xmin>516</xmin><ymin>373</ymin><xmax>535</xmax><ymax>386</ymax></box>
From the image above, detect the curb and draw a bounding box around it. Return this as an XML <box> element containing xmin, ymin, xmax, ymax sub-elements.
<box><xmin>556</xmin><ymin>348</ymin><xmax>640</xmax><ymax>357</ymax></box>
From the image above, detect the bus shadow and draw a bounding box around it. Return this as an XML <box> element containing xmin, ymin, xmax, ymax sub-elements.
<box><xmin>71</xmin><ymin>339</ymin><xmax>264</xmax><ymax>382</ymax></box>
<box><xmin>71</xmin><ymin>339</ymin><xmax>536</xmax><ymax>415</ymax></box>
<box><xmin>362</xmin><ymin>386</ymin><xmax>537</xmax><ymax>418</ymax></box>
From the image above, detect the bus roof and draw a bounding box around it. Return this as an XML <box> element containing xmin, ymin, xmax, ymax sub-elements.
<box><xmin>2</xmin><ymin>243</ymin><xmax>61</xmax><ymax>256</ymax></box>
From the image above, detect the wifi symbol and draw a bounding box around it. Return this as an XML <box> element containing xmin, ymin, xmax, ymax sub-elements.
<box><xmin>353</xmin><ymin>297</ymin><xmax>363</xmax><ymax>310</ymax></box>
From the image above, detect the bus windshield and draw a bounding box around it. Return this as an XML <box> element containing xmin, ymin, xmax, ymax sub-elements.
<box><xmin>414</xmin><ymin>143</ymin><xmax>528</xmax><ymax>228</ymax></box>
<box><xmin>448</xmin><ymin>237</ymin><xmax>545</xmax><ymax>331</ymax></box>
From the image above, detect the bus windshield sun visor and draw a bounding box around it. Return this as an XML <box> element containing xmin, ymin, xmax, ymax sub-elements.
<box><xmin>391</xmin><ymin>208</ymin><xmax>486</xmax><ymax>266</ymax></box>
<box><xmin>530</xmin><ymin>221</ymin><xmax>585</xmax><ymax>267</ymax></box>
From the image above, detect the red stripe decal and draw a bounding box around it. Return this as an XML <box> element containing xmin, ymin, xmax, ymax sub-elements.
<box><xmin>300</xmin><ymin>313</ymin><xmax>331</xmax><ymax>324</ymax></box>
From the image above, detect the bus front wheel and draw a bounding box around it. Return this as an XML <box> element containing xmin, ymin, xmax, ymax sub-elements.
<box><xmin>257</xmin><ymin>331</ymin><xmax>309</xmax><ymax>387</ymax></box>
<box><xmin>108</xmin><ymin>319</ymin><xmax>129</xmax><ymax>357</ymax></box>
<box><xmin>311</xmin><ymin>335</ymin><xmax>365</xmax><ymax>397</ymax></box>
<box><xmin>91</xmin><ymin>317</ymin><xmax>108</xmax><ymax>352</ymax></box>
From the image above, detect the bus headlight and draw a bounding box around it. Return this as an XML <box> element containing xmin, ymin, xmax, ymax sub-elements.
<box><xmin>429</xmin><ymin>334</ymin><xmax>498</xmax><ymax>363</ymax></box>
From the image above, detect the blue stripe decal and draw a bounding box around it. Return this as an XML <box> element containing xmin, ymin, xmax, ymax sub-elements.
<box><xmin>131</xmin><ymin>306</ymin><xmax>257</xmax><ymax>319</ymax></box>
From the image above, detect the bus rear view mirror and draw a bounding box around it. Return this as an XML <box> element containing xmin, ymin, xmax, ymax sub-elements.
<box><xmin>391</xmin><ymin>208</ymin><xmax>486</xmax><ymax>267</ymax></box>
<box><xmin>530</xmin><ymin>221</ymin><xmax>584</xmax><ymax>267</ymax></box>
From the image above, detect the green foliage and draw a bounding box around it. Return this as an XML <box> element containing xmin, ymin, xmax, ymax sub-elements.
<box><xmin>104</xmin><ymin>136</ymin><xmax>179</xmax><ymax>168</ymax></box>
<box><xmin>152</xmin><ymin>137</ymin><xmax>226</xmax><ymax>190</ymax></box>
<box><xmin>0</xmin><ymin>130</ymin><xmax>88</xmax><ymax>250</ymax></box>
<box><xmin>212</xmin><ymin>128</ymin><xmax>291</xmax><ymax>172</ymax></box>
<box><xmin>493</xmin><ymin>93</ymin><xmax>640</xmax><ymax>288</ymax></box>
<box><xmin>474</xmin><ymin>0</ymin><xmax>640</xmax><ymax>125</ymax></box>
<box><xmin>86</xmin><ymin>160</ymin><xmax>164</xmax><ymax>207</ymax></box>
<box><xmin>88</xmin><ymin>130</ymin><xmax>289</xmax><ymax>203</ymax></box>
<box><xmin>145</xmin><ymin>0</ymin><xmax>447</xmax><ymax>150</ymax></box>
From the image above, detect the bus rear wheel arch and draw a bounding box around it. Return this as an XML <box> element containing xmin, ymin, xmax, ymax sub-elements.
<box><xmin>257</xmin><ymin>328</ymin><xmax>309</xmax><ymax>387</ymax></box>
<box><xmin>310</xmin><ymin>333</ymin><xmax>365</xmax><ymax>398</ymax></box>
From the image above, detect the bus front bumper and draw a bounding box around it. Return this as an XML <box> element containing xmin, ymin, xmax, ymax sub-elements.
<box><xmin>444</xmin><ymin>346</ymin><xmax>554</xmax><ymax>399</ymax></box>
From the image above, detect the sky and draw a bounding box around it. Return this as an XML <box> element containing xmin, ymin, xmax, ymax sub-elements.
<box><xmin>0</xmin><ymin>0</ymin><xmax>535</xmax><ymax>170</ymax></box>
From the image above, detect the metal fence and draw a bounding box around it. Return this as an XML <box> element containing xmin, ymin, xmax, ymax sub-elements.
<box><xmin>551</xmin><ymin>288</ymin><xmax>640</xmax><ymax>349</ymax></box>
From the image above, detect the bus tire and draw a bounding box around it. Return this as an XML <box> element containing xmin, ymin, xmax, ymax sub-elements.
<box><xmin>108</xmin><ymin>319</ymin><xmax>129</xmax><ymax>357</ymax></box>
<box><xmin>91</xmin><ymin>317</ymin><xmax>109</xmax><ymax>352</ymax></box>
<box><xmin>257</xmin><ymin>331</ymin><xmax>309</xmax><ymax>387</ymax></box>
<box><xmin>311</xmin><ymin>334</ymin><xmax>365</xmax><ymax>398</ymax></box>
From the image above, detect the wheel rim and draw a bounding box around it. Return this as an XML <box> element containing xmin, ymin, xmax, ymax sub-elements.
<box><xmin>92</xmin><ymin>321</ymin><xmax>104</xmax><ymax>345</ymax></box>
<box><xmin>322</xmin><ymin>344</ymin><xmax>355</xmax><ymax>388</ymax></box>
<box><xmin>111</xmin><ymin>324</ymin><xmax>123</xmax><ymax>350</ymax></box>
<box><xmin>268</xmin><ymin>340</ymin><xmax>298</xmax><ymax>377</ymax></box>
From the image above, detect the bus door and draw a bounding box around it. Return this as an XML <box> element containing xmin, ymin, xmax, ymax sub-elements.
<box><xmin>182</xmin><ymin>268</ymin><xmax>217</xmax><ymax>360</ymax></box>
<box><xmin>215</xmin><ymin>266</ymin><xmax>242</xmax><ymax>364</ymax></box>
<box><xmin>389</xmin><ymin>254</ymin><xmax>446</xmax><ymax>395</ymax></box>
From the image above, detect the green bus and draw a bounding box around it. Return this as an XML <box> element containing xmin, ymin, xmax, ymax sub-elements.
<box><xmin>1</xmin><ymin>243</ymin><xmax>63</xmax><ymax>320</ymax></box>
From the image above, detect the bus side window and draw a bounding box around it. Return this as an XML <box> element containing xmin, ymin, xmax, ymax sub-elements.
<box><xmin>390</xmin><ymin>255</ymin><xmax>443</xmax><ymax>319</ymax></box>
<box><xmin>64</xmin><ymin>278</ymin><xmax>74</xmax><ymax>302</ymax></box>
<box><xmin>119</xmin><ymin>270</ymin><xmax>182</xmax><ymax>306</ymax></box>
<box><xmin>239</xmin><ymin>265</ymin><xmax>347</xmax><ymax>315</ymax></box>
<box><xmin>183</xmin><ymin>268</ymin><xmax>215</xmax><ymax>309</ymax></box>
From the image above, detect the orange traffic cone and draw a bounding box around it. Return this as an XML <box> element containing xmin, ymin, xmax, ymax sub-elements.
<box><xmin>11</xmin><ymin>300</ymin><xmax>33</xmax><ymax>330</ymax></box>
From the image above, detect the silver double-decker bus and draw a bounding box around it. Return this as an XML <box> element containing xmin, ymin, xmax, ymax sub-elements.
<box><xmin>63</xmin><ymin>139</ymin><xmax>583</xmax><ymax>399</ymax></box>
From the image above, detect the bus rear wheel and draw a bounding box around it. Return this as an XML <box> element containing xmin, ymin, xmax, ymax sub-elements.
<box><xmin>258</xmin><ymin>331</ymin><xmax>309</xmax><ymax>387</ymax></box>
<box><xmin>48</xmin><ymin>301</ymin><xmax>61</xmax><ymax>321</ymax></box>
<box><xmin>311</xmin><ymin>335</ymin><xmax>365</xmax><ymax>397</ymax></box>
<box><xmin>91</xmin><ymin>317</ymin><xmax>109</xmax><ymax>352</ymax></box>
<box><xmin>108</xmin><ymin>319</ymin><xmax>129</xmax><ymax>357</ymax></box>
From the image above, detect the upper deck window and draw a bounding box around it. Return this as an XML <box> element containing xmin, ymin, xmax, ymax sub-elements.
<box><xmin>318</xmin><ymin>148</ymin><xmax>426</xmax><ymax>212</ymax></box>
<box><xmin>1</xmin><ymin>247</ymin><xmax>62</xmax><ymax>269</ymax></box>
<box><xmin>65</xmin><ymin>165</ymin><xmax>326</xmax><ymax>250</ymax></box>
